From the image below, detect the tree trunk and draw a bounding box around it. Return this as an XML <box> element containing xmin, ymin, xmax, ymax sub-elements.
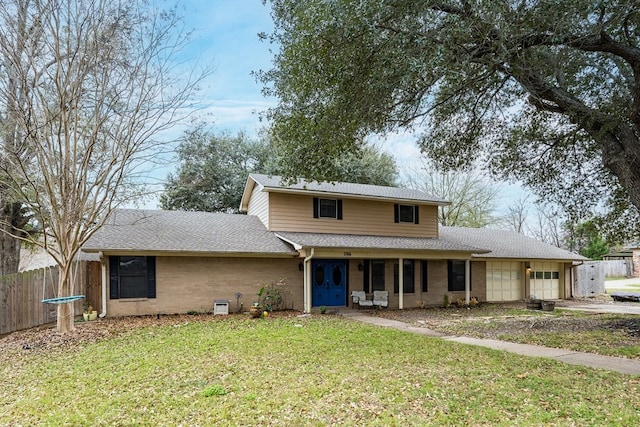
<box><xmin>0</xmin><ymin>200</ymin><xmax>25</xmax><ymax>275</ymax></box>
<box><xmin>0</xmin><ymin>225</ymin><xmax>21</xmax><ymax>275</ymax></box>
<box><xmin>56</xmin><ymin>263</ymin><xmax>76</xmax><ymax>333</ymax></box>
<box><xmin>56</xmin><ymin>303</ymin><xmax>74</xmax><ymax>334</ymax></box>
<box><xmin>600</xmin><ymin>126</ymin><xmax>640</xmax><ymax>213</ymax></box>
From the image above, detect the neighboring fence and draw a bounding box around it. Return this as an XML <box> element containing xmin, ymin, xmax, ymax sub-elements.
<box><xmin>574</xmin><ymin>261</ymin><xmax>606</xmax><ymax>298</ymax></box>
<box><xmin>0</xmin><ymin>261</ymin><xmax>101</xmax><ymax>335</ymax></box>
<box><xmin>600</xmin><ymin>259</ymin><xmax>633</xmax><ymax>278</ymax></box>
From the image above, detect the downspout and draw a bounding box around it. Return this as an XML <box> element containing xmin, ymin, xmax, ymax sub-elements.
<box><xmin>98</xmin><ymin>251</ymin><xmax>107</xmax><ymax>318</ymax></box>
<box><xmin>303</xmin><ymin>248</ymin><xmax>315</xmax><ymax>313</ymax></box>
<box><xmin>571</xmin><ymin>261</ymin><xmax>584</xmax><ymax>299</ymax></box>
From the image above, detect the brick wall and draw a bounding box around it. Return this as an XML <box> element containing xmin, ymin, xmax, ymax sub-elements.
<box><xmin>107</xmin><ymin>256</ymin><xmax>303</xmax><ymax>317</ymax></box>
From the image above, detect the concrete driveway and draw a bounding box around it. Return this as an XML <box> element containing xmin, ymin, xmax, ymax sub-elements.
<box><xmin>557</xmin><ymin>301</ymin><xmax>640</xmax><ymax>315</ymax></box>
<box><xmin>557</xmin><ymin>278</ymin><xmax>640</xmax><ymax>315</ymax></box>
<box><xmin>605</xmin><ymin>278</ymin><xmax>640</xmax><ymax>289</ymax></box>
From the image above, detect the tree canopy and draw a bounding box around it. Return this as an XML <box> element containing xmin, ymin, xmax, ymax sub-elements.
<box><xmin>161</xmin><ymin>130</ymin><xmax>399</xmax><ymax>213</ymax></box>
<box><xmin>160</xmin><ymin>130</ymin><xmax>270</xmax><ymax>213</ymax></box>
<box><xmin>261</xmin><ymin>0</ymin><xmax>640</xmax><ymax>241</ymax></box>
<box><xmin>565</xmin><ymin>220</ymin><xmax>610</xmax><ymax>259</ymax></box>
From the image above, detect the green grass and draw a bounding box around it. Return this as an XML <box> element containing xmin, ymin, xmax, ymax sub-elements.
<box><xmin>2</xmin><ymin>316</ymin><xmax>640</xmax><ymax>425</ymax></box>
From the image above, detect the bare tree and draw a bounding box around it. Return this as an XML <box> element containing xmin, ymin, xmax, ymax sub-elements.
<box><xmin>405</xmin><ymin>160</ymin><xmax>499</xmax><ymax>228</ymax></box>
<box><xmin>503</xmin><ymin>196</ymin><xmax>530</xmax><ymax>234</ymax></box>
<box><xmin>0</xmin><ymin>0</ymin><xmax>208</xmax><ymax>332</ymax></box>
<box><xmin>530</xmin><ymin>205</ymin><xmax>564</xmax><ymax>248</ymax></box>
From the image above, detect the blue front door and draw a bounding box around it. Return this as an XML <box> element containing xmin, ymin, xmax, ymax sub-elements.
<box><xmin>312</xmin><ymin>260</ymin><xmax>347</xmax><ymax>307</ymax></box>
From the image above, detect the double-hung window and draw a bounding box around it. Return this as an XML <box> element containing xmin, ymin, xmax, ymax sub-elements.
<box><xmin>448</xmin><ymin>260</ymin><xmax>470</xmax><ymax>292</ymax></box>
<box><xmin>371</xmin><ymin>260</ymin><xmax>385</xmax><ymax>291</ymax></box>
<box><xmin>394</xmin><ymin>259</ymin><xmax>415</xmax><ymax>293</ymax></box>
<box><xmin>109</xmin><ymin>256</ymin><xmax>156</xmax><ymax>299</ymax></box>
<box><xmin>313</xmin><ymin>197</ymin><xmax>343</xmax><ymax>219</ymax></box>
<box><xmin>394</xmin><ymin>204</ymin><xmax>419</xmax><ymax>224</ymax></box>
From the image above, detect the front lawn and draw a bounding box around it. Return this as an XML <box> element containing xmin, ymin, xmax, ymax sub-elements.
<box><xmin>2</xmin><ymin>314</ymin><xmax>640</xmax><ymax>425</ymax></box>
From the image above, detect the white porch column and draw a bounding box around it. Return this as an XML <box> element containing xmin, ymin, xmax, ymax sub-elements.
<box><xmin>303</xmin><ymin>260</ymin><xmax>310</xmax><ymax>313</ymax></box>
<box><xmin>465</xmin><ymin>259</ymin><xmax>471</xmax><ymax>305</ymax></box>
<box><xmin>303</xmin><ymin>249</ymin><xmax>315</xmax><ymax>313</ymax></box>
<box><xmin>399</xmin><ymin>258</ymin><xmax>404</xmax><ymax>310</ymax></box>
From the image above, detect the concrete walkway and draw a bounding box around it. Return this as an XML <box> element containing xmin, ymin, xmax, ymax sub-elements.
<box><xmin>340</xmin><ymin>311</ymin><xmax>640</xmax><ymax>376</ymax></box>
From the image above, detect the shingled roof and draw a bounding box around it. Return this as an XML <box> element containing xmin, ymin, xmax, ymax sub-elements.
<box><xmin>240</xmin><ymin>174</ymin><xmax>449</xmax><ymax>211</ymax></box>
<box><xmin>82</xmin><ymin>209</ymin><xmax>297</xmax><ymax>256</ymax></box>
<box><xmin>274</xmin><ymin>232</ymin><xmax>489</xmax><ymax>254</ymax></box>
<box><xmin>440</xmin><ymin>227</ymin><xmax>587</xmax><ymax>261</ymax></box>
<box><xmin>82</xmin><ymin>210</ymin><xmax>586</xmax><ymax>262</ymax></box>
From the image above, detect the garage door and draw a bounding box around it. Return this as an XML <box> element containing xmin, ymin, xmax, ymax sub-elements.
<box><xmin>530</xmin><ymin>262</ymin><xmax>561</xmax><ymax>299</ymax></box>
<box><xmin>486</xmin><ymin>261</ymin><xmax>523</xmax><ymax>302</ymax></box>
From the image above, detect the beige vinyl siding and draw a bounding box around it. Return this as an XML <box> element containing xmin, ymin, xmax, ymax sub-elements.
<box><xmin>246</xmin><ymin>185</ymin><xmax>269</xmax><ymax>227</ymax></box>
<box><xmin>107</xmin><ymin>256</ymin><xmax>303</xmax><ymax>317</ymax></box>
<box><xmin>268</xmin><ymin>193</ymin><xmax>438</xmax><ymax>237</ymax></box>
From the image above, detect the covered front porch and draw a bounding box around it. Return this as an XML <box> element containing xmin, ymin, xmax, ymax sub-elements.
<box><xmin>275</xmin><ymin>231</ymin><xmax>489</xmax><ymax>313</ymax></box>
<box><xmin>298</xmin><ymin>250</ymin><xmax>480</xmax><ymax>313</ymax></box>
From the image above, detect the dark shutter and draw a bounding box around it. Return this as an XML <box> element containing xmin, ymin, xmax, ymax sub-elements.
<box><xmin>363</xmin><ymin>259</ymin><xmax>370</xmax><ymax>293</ymax></box>
<box><xmin>414</xmin><ymin>206</ymin><xmax>419</xmax><ymax>224</ymax></box>
<box><xmin>393</xmin><ymin>261</ymin><xmax>399</xmax><ymax>293</ymax></box>
<box><xmin>313</xmin><ymin>197</ymin><xmax>319</xmax><ymax>218</ymax></box>
<box><xmin>421</xmin><ymin>260</ymin><xmax>428</xmax><ymax>292</ymax></box>
<box><xmin>394</xmin><ymin>204</ymin><xmax>399</xmax><ymax>223</ymax></box>
<box><xmin>337</xmin><ymin>199</ymin><xmax>343</xmax><ymax>220</ymax></box>
<box><xmin>109</xmin><ymin>256</ymin><xmax>119</xmax><ymax>299</ymax></box>
<box><xmin>147</xmin><ymin>256</ymin><xmax>156</xmax><ymax>298</ymax></box>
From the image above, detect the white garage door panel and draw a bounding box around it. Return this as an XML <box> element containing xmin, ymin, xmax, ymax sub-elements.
<box><xmin>530</xmin><ymin>262</ymin><xmax>561</xmax><ymax>299</ymax></box>
<box><xmin>486</xmin><ymin>261</ymin><xmax>523</xmax><ymax>302</ymax></box>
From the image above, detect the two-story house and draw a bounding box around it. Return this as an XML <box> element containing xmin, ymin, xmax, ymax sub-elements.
<box><xmin>82</xmin><ymin>174</ymin><xmax>585</xmax><ymax>317</ymax></box>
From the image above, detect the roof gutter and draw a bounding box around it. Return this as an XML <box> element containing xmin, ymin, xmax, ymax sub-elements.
<box><xmin>570</xmin><ymin>260</ymin><xmax>585</xmax><ymax>299</ymax></box>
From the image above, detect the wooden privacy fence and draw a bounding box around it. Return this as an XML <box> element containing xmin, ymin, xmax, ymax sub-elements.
<box><xmin>600</xmin><ymin>259</ymin><xmax>633</xmax><ymax>278</ymax></box>
<box><xmin>0</xmin><ymin>261</ymin><xmax>101</xmax><ymax>335</ymax></box>
<box><xmin>574</xmin><ymin>261</ymin><xmax>606</xmax><ymax>298</ymax></box>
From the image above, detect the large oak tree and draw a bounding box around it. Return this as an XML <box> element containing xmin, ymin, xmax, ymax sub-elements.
<box><xmin>261</xmin><ymin>0</ymin><xmax>640</xmax><ymax>237</ymax></box>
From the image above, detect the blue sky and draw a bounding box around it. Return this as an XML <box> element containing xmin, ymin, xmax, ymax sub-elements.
<box><xmin>181</xmin><ymin>0</ymin><xmax>275</xmax><ymax>135</ymax></box>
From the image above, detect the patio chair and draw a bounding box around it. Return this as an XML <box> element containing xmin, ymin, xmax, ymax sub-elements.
<box><xmin>373</xmin><ymin>291</ymin><xmax>388</xmax><ymax>308</ymax></box>
<box><xmin>351</xmin><ymin>291</ymin><xmax>373</xmax><ymax>308</ymax></box>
